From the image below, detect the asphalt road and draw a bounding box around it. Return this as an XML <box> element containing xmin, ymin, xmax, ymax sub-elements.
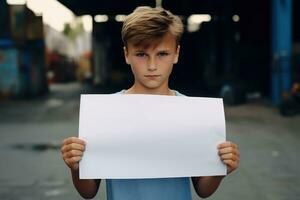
<box><xmin>0</xmin><ymin>83</ymin><xmax>299</xmax><ymax>200</ymax></box>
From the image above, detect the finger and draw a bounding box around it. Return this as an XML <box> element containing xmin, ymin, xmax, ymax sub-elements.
<box><xmin>61</xmin><ymin>143</ymin><xmax>85</xmax><ymax>154</ymax></box>
<box><xmin>223</xmin><ymin>158</ymin><xmax>239</xmax><ymax>174</ymax></box>
<box><xmin>62</xmin><ymin>137</ymin><xmax>75</xmax><ymax>146</ymax></box>
<box><xmin>62</xmin><ymin>137</ymin><xmax>86</xmax><ymax>146</ymax></box>
<box><xmin>218</xmin><ymin>141</ymin><xmax>237</xmax><ymax>149</ymax></box>
<box><xmin>218</xmin><ymin>147</ymin><xmax>238</xmax><ymax>155</ymax></box>
<box><xmin>63</xmin><ymin>150</ymin><xmax>84</xmax><ymax>158</ymax></box>
<box><xmin>223</xmin><ymin>159</ymin><xmax>237</xmax><ymax>168</ymax></box>
<box><xmin>65</xmin><ymin>156</ymin><xmax>82</xmax><ymax>165</ymax></box>
<box><xmin>220</xmin><ymin>153</ymin><xmax>238</xmax><ymax>161</ymax></box>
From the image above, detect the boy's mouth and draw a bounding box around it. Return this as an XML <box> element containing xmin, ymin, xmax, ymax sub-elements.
<box><xmin>145</xmin><ymin>75</ymin><xmax>160</xmax><ymax>77</ymax></box>
<box><xmin>144</xmin><ymin>75</ymin><xmax>161</xmax><ymax>79</ymax></box>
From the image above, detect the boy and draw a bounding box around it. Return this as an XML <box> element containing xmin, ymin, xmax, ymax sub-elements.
<box><xmin>61</xmin><ymin>6</ymin><xmax>240</xmax><ymax>199</ymax></box>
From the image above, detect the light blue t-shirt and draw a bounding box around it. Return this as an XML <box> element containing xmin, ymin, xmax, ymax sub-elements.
<box><xmin>106</xmin><ymin>90</ymin><xmax>192</xmax><ymax>200</ymax></box>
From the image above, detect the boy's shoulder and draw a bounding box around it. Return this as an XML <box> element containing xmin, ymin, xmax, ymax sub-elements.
<box><xmin>174</xmin><ymin>90</ymin><xmax>186</xmax><ymax>96</ymax></box>
<box><xmin>114</xmin><ymin>90</ymin><xmax>125</xmax><ymax>95</ymax></box>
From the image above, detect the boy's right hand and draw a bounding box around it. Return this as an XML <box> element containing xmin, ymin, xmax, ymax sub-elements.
<box><xmin>61</xmin><ymin>137</ymin><xmax>86</xmax><ymax>171</ymax></box>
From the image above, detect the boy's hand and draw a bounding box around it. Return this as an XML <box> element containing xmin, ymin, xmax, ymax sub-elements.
<box><xmin>61</xmin><ymin>137</ymin><xmax>86</xmax><ymax>171</ymax></box>
<box><xmin>218</xmin><ymin>141</ymin><xmax>240</xmax><ymax>174</ymax></box>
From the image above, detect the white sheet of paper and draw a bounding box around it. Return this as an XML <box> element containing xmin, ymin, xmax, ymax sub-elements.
<box><xmin>79</xmin><ymin>94</ymin><xmax>226</xmax><ymax>179</ymax></box>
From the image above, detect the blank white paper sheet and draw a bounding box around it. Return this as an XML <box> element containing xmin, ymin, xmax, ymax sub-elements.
<box><xmin>79</xmin><ymin>94</ymin><xmax>226</xmax><ymax>179</ymax></box>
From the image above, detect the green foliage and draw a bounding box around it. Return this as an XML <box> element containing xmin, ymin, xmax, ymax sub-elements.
<box><xmin>62</xmin><ymin>20</ymin><xmax>84</xmax><ymax>40</ymax></box>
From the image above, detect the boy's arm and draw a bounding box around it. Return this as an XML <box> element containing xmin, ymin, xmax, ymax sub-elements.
<box><xmin>192</xmin><ymin>141</ymin><xmax>240</xmax><ymax>198</ymax></box>
<box><xmin>61</xmin><ymin>137</ymin><xmax>101</xmax><ymax>199</ymax></box>
<box><xmin>191</xmin><ymin>176</ymin><xmax>224</xmax><ymax>198</ymax></box>
<box><xmin>71</xmin><ymin>169</ymin><xmax>101</xmax><ymax>199</ymax></box>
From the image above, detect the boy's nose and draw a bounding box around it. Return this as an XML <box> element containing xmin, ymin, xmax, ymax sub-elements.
<box><xmin>147</xmin><ymin>58</ymin><xmax>157</xmax><ymax>71</ymax></box>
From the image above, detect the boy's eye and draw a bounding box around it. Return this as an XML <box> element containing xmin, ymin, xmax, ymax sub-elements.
<box><xmin>135</xmin><ymin>52</ymin><xmax>146</xmax><ymax>57</ymax></box>
<box><xmin>157</xmin><ymin>52</ymin><xmax>169</xmax><ymax>57</ymax></box>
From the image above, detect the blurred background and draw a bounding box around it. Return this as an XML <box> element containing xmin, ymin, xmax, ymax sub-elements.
<box><xmin>0</xmin><ymin>0</ymin><xmax>299</xmax><ymax>200</ymax></box>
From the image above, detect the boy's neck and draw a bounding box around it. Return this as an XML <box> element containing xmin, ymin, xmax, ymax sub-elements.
<box><xmin>125</xmin><ymin>85</ymin><xmax>175</xmax><ymax>96</ymax></box>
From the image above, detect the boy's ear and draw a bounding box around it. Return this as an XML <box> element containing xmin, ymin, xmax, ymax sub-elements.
<box><xmin>173</xmin><ymin>45</ymin><xmax>180</xmax><ymax>64</ymax></box>
<box><xmin>123</xmin><ymin>46</ymin><xmax>130</xmax><ymax>64</ymax></box>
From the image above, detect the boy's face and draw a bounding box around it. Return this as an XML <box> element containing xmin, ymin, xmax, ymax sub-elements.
<box><xmin>124</xmin><ymin>33</ymin><xmax>180</xmax><ymax>92</ymax></box>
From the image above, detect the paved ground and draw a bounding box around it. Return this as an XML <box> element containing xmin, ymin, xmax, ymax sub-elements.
<box><xmin>0</xmin><ymin>83</ymin><xmax>299</xmax><ymax>200</ymax></box>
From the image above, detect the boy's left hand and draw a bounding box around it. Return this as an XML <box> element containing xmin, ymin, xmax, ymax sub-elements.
<box><xmin>218</xmin><ymin>141</ymin><xmax>240</xmax><ymax>174</ymax></box>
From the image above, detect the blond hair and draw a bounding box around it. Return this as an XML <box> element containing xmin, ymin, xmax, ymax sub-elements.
<box><xmin>122</xmin><ymin>6</ymin><xmax>184</xmax><ymax>47</ymax></box>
